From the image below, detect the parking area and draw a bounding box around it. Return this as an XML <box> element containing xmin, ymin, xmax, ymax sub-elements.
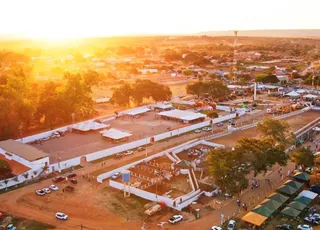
<box><xmin>30</xmin><ymin>111</ymin><xmax>193</xmax><ymax>163</ymax></box>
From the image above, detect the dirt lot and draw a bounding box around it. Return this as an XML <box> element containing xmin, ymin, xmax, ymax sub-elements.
<box><xmin>32</xmin><ymin>111</ymin><xmax>182</xmax><ymax>163</ymax></box>
<box><xmin>212</xmin><ymin>110</ymin><xmax>320</xmax><ymax>148</ymax></box>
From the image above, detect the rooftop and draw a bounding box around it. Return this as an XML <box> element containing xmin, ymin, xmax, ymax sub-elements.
<box><xmin>158</xmin><ymin>109</ymin><xmax>206</xmax><ymax>121</ymax></box>
<box><xmin>0</xmin><ymin>139</ymin><xmax>48</xmax><ymax>161</ymax></box>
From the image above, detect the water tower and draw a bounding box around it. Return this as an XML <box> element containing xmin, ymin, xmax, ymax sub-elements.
<box><xmin>121</xmin><ymin>170</ymin><xmax>131</xmax><ymax>198</ymax></box>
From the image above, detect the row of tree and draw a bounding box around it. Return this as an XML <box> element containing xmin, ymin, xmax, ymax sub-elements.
<box><xmin>110</xmin><ymin>79</ymin><xmax>172</xmax><ymax>106</ymax></box>
<box><xmin>0</xmin><ymin>69</ymin><xmax>101</xmax><ymax>140</ymax></box>
<box><xmin>207</xmin><ymin>118</ymin><xmax>314</xmax><ymax>195</ymax></box>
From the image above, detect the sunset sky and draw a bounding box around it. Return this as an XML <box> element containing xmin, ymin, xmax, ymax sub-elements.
<box><xmin>1</xmin><ymin>0</ymin><xmax>320</xmax><ymax>39</ymax></box>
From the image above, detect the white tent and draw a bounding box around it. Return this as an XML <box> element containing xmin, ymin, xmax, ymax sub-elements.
<box><xmin>303</xmin><ymin>94</ymin><xmax>318</xmax><ymax>99</ymax></box>
<box><xmin>296</xmin><ymin>89</ymin><xmax>306</xmax><ymax>94</ymax></box>
<box><xmin>286</xmin><ymin>91</ymin><xmax>300</xmax><ymax>97</ymax></box>
<box><xmin>158</xmin><ymin>109</ymin><xmax>206</xmax><ymax>121</ymax></box>
<box><xmin>100</xmin><ymin>128</ymin><xmax>132</xmax><ymax>140</ymax></box>
<box><xmin>298</xmin><ymin>190</ymin><xmax>318</xmax><ymax>200</ymax></box>
<box><xmin>72</xmin><ymin>121</ymin><xmax>109</xmax><ymax>132</ymax></box>
<box><xmin>121</xmin><ymin>107</ymin><xmax>151</xmax><ymax>116</ymax></box>
<box><xmin>171</xmin><ymin>98</ymin><xmax>195</xmax><ymax>106</ymax></box>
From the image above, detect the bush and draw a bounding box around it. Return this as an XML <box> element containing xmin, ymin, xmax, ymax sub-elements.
<box><xmin>206</xmin><ymin>111</ymin><xmax>219</xmax><ymax>118</ymax></box>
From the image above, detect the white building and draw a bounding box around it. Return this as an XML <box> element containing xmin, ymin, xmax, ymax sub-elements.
<box><xmin>0</xmin><ymin>139</ymin><xmax>49</xmax><ymax>171</ymax></box>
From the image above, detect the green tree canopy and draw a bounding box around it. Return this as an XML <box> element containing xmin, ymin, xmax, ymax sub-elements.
<box><xmin>290</xmin><ymin>147</ymin><xmax>315</xmax><ymax>168</ymax></box>
<box><xmin>208</xmin><ymin>148</ymin><xmax>249</xmax><ymax>195</ymax></box>
<box><xmin>257</xmin><ymin>118</ymin><xmax>291</xmax><ymax>145</ymax></box>
<box><xmin>0</xmin><ymin>159</ymin><xmax>14</xmax><ymax>180</ymax></box>
<box><xmin>186</xmin><ymin>81</ymin><xmax>229</xmax><ymax>100</ymax></box>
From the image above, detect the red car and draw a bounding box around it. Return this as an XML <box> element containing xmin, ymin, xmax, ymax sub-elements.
<box><xmin>67</xmin><ymin>173</ymin><xmax>77</xmax><ymax>179</ymax></box>
<box><xmin>52</xmin><ymin>176</ymin><xmax>65</xmax><ymax>183</ymax></box>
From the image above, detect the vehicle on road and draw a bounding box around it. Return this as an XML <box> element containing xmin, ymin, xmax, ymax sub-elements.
<box><xmin>276</xmin><ymin>224</ymin><xmax>293</xmax><ymax>230</ymax></box>
<box><xmin>70</xmin><ymin>179</ymin><xmax>78</xmax><ymax>184</ymax></box>
<box><xmin>211</xmin><ymin>226</ymin><xmax>222</xmax><ymax>230</ymax></box>
<box><xmin>298</xmin><ymin>224</ymin><xmax>313</xmax><ymax>230</ymax></box>
<box><xmin>50</xmin><ymin>185</ymin><xmax>59</xmax><ymax>191</ymax></box>
<box><xmin>55</xmin><ymin>212</ymin><xmax>68</xmax><ymax>220</ymax></box>
<box><xmin>137</xmin><ymin>147</ymin><xmax>145</xmax><ymax>151</ymax></box>
<box><xmin>52</xmin><ymin>176</ymin><xmax>65</xmax><ymax>183</ymax></box>
<box><xmin>43</xmin><ymin>188</ymin><xmax>51</xmax><ymax>194</ymax></box>
<box><xmin>310</xmin><ymin>186</ymin><xmax>320</xmax><ymax>194</ymax></box>
<box><xmin>123</xmin><ymin>150</ymin><xmax>133</xmax><ymax>156</ymax></box>
<box><xmin>112</xmin><ymin>172</ymin><xmax>121</xmax><ymax>180</ymax></box>
<box><xmin>168</xmin><ymin>215</ymin><xmax>183</xmax><ymax>224</ymax></box>
<box><xmin>227</xmin><ymin>220</ymin><xmax>236</xmax><ymax>230</ymax></box>
<box><xmin>35</xmin><ymin>190</ymin><xmax>45</xmax><ymax>196</ymax></box>
<box><xmin>66</xmin><ymin>173</ymin><xmax>77</xmax><ymax>179</ymax></box>
<box><xmin>194</xmin><ymin>129</ymin><xmax>201</xmax><ymax>133</ymax></box>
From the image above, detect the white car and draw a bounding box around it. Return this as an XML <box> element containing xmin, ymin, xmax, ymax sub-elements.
<box><xmin>123</xmin><ymin>150</ymin><xmax>133</xmax><ymax>156</ymax></box>
<box><xmin>194</xmin><ymin>129</ymin><xmax>201</xmax><ymax>133</ymax></box>
<box><xmin>304</xmin><ymin>216</ymin><xmax>319</xmax><ymax>224</ymax></box>
<box><xmin>168</xmin><ymin>215</ymin><xmax>183</xmax><ymax>224</ymax></box>
<box><xmin>245</xmin><ymin>108</ymin><xmax>252</xmax><ymax>112</ymax></box>
<box><xmin>112</xmin><ymin>172</ymin><xmax>121</xmax><ymax>180</ymax></box>
<box><xmin>55</xmin><ymin>212</ymin><xmax>68</xmax><ymax>220</ymax></box>
<box><xmin>298</xmin><ymin>225</ymin><xmax>313</xmax><ymax>230</ymax></box>
<box><xmin>43</xmin><ymin>188</ymin><xmax>51</xmax><ymax>194</ymax></box>
<box><xmin>36</xmin><ymin>189</ymin><xmax>45</xmax><ymax>196</ymax></box>
<box><xmin>50</xmin><ymin>185</ymin><xmax>59</xmax><ymax>191</ymax></box>
<box><xmin>211</xmin><ymin>226</ymin><xmax>222</xmax><ymax>230</ymax></box>
<box><xmin>227</xmin><ymin>220</ymin><xmax>236</xmax><ymax>230</ymax></box>
<box><xmin>202</xmin><ymin>127</ymin><xmax>212</xmax><ymax>132</ymax></box>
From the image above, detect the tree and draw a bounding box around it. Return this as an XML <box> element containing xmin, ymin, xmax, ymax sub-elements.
<box><xmin>235</xmin><ymin>138</ymin><xmax>288</xmax><ymax>177</ymax></box>
<box><xmin>290</xmin><ymin>147</ymin><xmax>315</xmax><ymax>168</ymax></box>
<box><xmin>12</xmin><ymin>176</ymin><xmax>19</xmax><ymax>187</ymax></box>
<box><xmin>208</xmin><ymin>148</ymin><xmax>249</xmax><ymax>195</ymax></box>
<box><xmin>255</xmin><ymin>73</ymin><xmax>267</xmax><ymax>82</ymax></box>
<box><xmin>3</xmin><ymin>179</ymin><xmax>9</xmax><ymax>190</ymax></box>
<box><xmin>0</xmin><ymin>159</ymin><xmax>13</xmax><ymax>180</ymax></box>
<box><xmin>110</xmin><ymin>83</ymin><xmax>133</xmax><ymax>106</ymax></box>
<box><xmin>186</xmin><ymin>81</ymin><xmax>229</xmax><ymax>100</ymax></box>
<box><xmin>206</xmin><ymin>111</ymin><xmax>219</xmax><ymax>118</ymax></box>
<box><xmin>257</xmin><ymin>118</ymin><xmax>291</xmax><ymax>145</ymax></box>
<box><xmin>23</xmin><ymin>172</ymin><xmax>29</xmax><ymax>184</ymax></box>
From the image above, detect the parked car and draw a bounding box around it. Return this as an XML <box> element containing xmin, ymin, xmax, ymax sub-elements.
<box><xmin>227</xmin><ymin>220</ymin><xmax>236</xmax><ymax>230</ymax></box>
<box><xmin>298</xmin><ymin>225</ymin><xmax>313</xmax><ymax>230</ymax></box>
<box><xmin>70</xmin><ymin>179</ymin><xmax>78</xmax><ymax>184</ymax></box>
<box><xmin>168</xmin><ymin>215</ymin><xmax>183</xmax><ymax>224</ymax></box>
<box><xmin>276</xmin><ymin>224</ymin><xmax>293</xmax><ymax>230</ymax></box>
<box><xmin>310</xmin><ymin>186</ymin><xmax>320</xmax><ymax>194</ymax></box>
<box><xmin>5</xmin><ymin>224</ymin><xmax>16</xmax><ymax>230</ymax></box>
<box><xmin>305</xmin><ymin>216</ymin><xmax>320</xmax><ymax>225</ymax></box>
<box><xmin>35</xmin><ymin>189</ymin><xmax>45</xmax><ymax>196</ymax></box>
<box><xmin>123</xmin><ymin>150</ymin><xmax>133</xmax><ymax>156</ymax></box>
<box><xmin>52</xmin><ymin>176</ymin><xmax>65</xmax><ymax>183</ymax></box>
<box><xmin>43</xmin><ymin>188</ymin><xmax>51</xmax><ymax>194</ymax></box>
<box><xmin>50</xmin><ymin>185</ymin><xmax>59</xmax><ymax>191</ymax></box>
<box><xmin>112</xmin><ymin>172</ymin><xmax>121</xmax><ymax>180</ymax></box>
<box><xmin>245</xmin><ymin>108</ymin><xmax>253</xmax><ymax>112</ymax></box>
<box><xmin>211</xmin><ymin>226</ymin><xmax>222</xmax><ymax>230</ymax></box>
<box><xmin>55</xmin><ymin>212</ymin><xmax>68</xmax><ymax>220</ymax></box>
<box><xmin>216</xmin><ymin>122</ymin><xmax>223</xmax><ymax>127</ymax></box>
<box><xmin>194</xmin><ymin>129</ymin><xmax>201</xmax><ymax>133</ymax></box>
<box><xmin>67</xmin><ymin>173</ymin><xmax>77</xmax><ymax>179</ymax></box>
<box><xmin>202</xmin><ymin>127</ymin><xmax>212</xmax><ymax>132</ymax></box>
<box><xmin>137</xmin><ymin>147</ymin><xmax>145</xmax><ymax>151</ymax></box>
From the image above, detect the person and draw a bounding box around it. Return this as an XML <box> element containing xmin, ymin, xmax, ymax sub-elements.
<box><xmin>237</xmin><ymin>199</ymin><xmax>241</xmax><ymax>207</ymax></box>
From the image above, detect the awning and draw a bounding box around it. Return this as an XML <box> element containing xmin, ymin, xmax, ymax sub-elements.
<box><xmin>293</xmin><ymin>172</ymin><xmax>310</xmax><ymax>182</ymax></box>
<box><xmin>242</xmin><ymin>212</ymin><xmax>268</xmax><ymax>226</ymax></box>
<box><xmin>281</xmin><ymin>207</ymin><xmax>302</xmax><ymax>218</ymax></box>
<box><xmin>267</xmin><ymin>193</ymin><xmax>290</xmax><ymax>205</ymax></box>
<box><xmin>259</xmin><ymin>199</ymin><xmax>282</xmax><ymax>211</ymax></box>
<box><xmin>286</xmin><ymin>91</ymin><xmax>300</xmax><ymax>97</ymax></box>
<box><xmin>293</xmin><ymin>196</ymin><xmax>313</xmax><ymax>206</ymax></box>
<box><xmin>277</xmin><ymin>185</ymin><xmax>297</xmax><ymax>196</ymax></box>
<box><xmin>298</xmin><ymin>190</ymin><xmax>318</xmax><ymax>200</ymax></box>
<box><xmin>287</xmin><ymin>201</ymin><xmax>307</xmax><ymax>211</ymax></box>
<box><xmin>100</xmin><ymin>128</ymin><xmax>132</xmax><ymax>140</ymax></box>
<box><xmin>252</xmin><ymin>205</ymin><xmax>273</xmax><ymax>217</ymax></box>
<box><xmin>284</xmin><ymin>180</ymin><xmax>304</xmax><ymax>190</ymax></box>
